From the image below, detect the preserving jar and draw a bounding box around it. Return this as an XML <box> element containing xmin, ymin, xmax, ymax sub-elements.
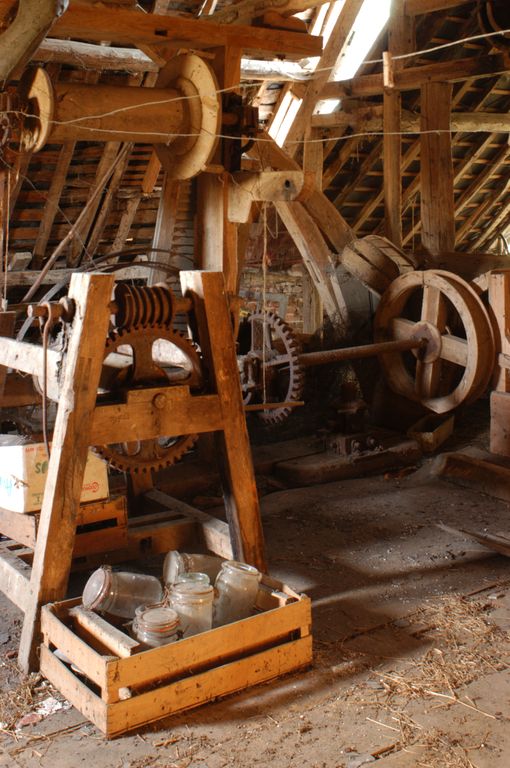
<box><xmin>132</xmin><ymin>605</ymin><xmax>180</xmax><ymax>648</ymax></box>
<box><xmin>82</xmin><ymin>566</ymin><xmax>163</xmax><ymax>618</ymax></box>
<box><xmin>163</xmin><ymin>551</ymin><xmax>223</xmax><ymax>586</ymax></box>
<box><xmin>213</xmin><ymin>560</ymin><xmax>261</xmax><ymax>627</ymax></box>
<box><xmin>169</xmin><ymin>582</ymin><xmax>214</xmax><ymax>637</ymax></box>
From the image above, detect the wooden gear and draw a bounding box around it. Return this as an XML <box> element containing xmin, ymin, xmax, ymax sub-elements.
<box><xmin>0</xmin><ymin>270</ymin><xmax>266</xmax><ymax>673</ymax></box>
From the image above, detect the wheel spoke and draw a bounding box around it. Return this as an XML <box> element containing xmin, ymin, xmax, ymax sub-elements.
<box><xmin>416</xmin><ymin>359</ymin><xmax>441</xmax><ymax>399</ymax></box>
<box><xmin>391</xmin><ymin>317</ymin><xmax>416</xmax><ymax>339</ymax></box>
<box><xmin>440</xmin><ymin>334</ymin><xmax>468</xmax><ymax>366</ymax></box>
<box><xmin>421</xmin><ymin>284</ymin><xmax>446</xmax><ymax>328</ymax></box>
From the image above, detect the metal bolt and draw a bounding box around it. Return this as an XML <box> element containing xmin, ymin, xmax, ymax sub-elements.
<box><xmin>153</xmin><ymin>393</ymin><xmax>167</xmax><ymax>410</ymax></box>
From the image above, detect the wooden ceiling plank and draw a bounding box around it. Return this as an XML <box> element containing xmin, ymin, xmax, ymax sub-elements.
<box><xmin>109</xmin><ymin>194</ymin><xmax>141</xmax><ymax>255</ymax></box>
<box><xmin>405</xmin><ymin>0</ymin><xmax>476</xmax><ymax>15</ymax></box>
<box><xmin>66</xmin><ymin>142</ymin><xmax>122</xmax><ymax>267</ymax></box>
<box><xmin>85</xmin><ymin>143</ymin><xmax>134</xmax><ymax>258</ymax></box>
<box><xmin>209</xmin><ymin>0</ymin><xmax>330</xmax><ymax>25</ymax></box>
<box><xmin>32</xmin><ymin>143</ymin><xmax>75</xmax><ymax>268</ymax></box>
<box><xmin>454</xmin><ymin>144</ymin><xmax>509</xmax><ymax>221</ymax></box>
<box><xmin>470</xmin><ymin>183</ymin><xmax>510</xmax><ymax>251</ymax></box>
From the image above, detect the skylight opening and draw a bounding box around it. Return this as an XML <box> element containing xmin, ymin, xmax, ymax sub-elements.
<box><xmin>332</xmin><ymin>0</ymin><xmax>391</xmax><ymax>82</ymax></box>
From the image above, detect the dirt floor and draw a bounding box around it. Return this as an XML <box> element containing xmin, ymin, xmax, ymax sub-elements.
<box><xmin>2</xmin><ymin>411</ymin><xmax>510</xmax><ymax>767</ymax></box>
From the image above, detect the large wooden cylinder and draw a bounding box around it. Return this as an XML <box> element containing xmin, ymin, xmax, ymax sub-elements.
<box><xmin>47</xmin><ymin>82</ymin><xmax>186</xmax><ymax>144</ymax></box>
<box><xmin>19</xmin><ymin>53</ymin><xmax>222</xmax><ymax>180</ymax></box>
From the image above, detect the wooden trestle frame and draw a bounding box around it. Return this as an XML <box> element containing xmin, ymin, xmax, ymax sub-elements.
<box><xmin>0</xmin><ymin>269</ymin><xmax>266</xmax><ymax>672</ymax></box>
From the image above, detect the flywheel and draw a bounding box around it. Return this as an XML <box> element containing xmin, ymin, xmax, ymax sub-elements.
<box><xmin>374</xmin><ymin>270</ymin><xmax>496</xmax><ymax>414</ymax></box>
<box><xmin>237</xmin><ymin>311</ymin><xmax>304</xmax><ymax>425</ymax></box>
<box><xmin>96</xmin><ymin>325</ymin><xmax>202</xmax><ymax>473</ymax></box>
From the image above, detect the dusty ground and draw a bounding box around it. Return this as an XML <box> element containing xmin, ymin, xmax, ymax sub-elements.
<box><xmin>1</xmin><ymin>408</ymin><xmax>510</xmax><ymax>767</ymax></box>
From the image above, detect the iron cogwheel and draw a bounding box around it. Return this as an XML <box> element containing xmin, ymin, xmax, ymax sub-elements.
<box><xmin>95</xmin><ymin>325</ymin><xmax>202</xmax><ymax>473</ymax></box>
<box><xmin>238</xmin><ymin>310</ymin><xmax>304</xmax><ymax>426</ymax></box>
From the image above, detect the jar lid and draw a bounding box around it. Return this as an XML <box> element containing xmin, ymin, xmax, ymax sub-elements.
<box><xmin>136</xmin><ymin>606</ymin><xmax>180</xmax><ymax>632</ymax></box>
<box><xmin>175</xmin><ymin>571</ymin><xmax>210</xmax><ymax>585</ymax></box>
<box><xmin>82</xmin><ymin>566</ymin><xmax>112</xmax><ymax>611</ymax></box>
<box><xmin>222</xmin><ymin>560</ymin><xmax>260</xmax><ymax>577</ymax></box>
<box><xmin>172</xmin><ymin>582</ymin><xmax>214</xmax><ymax>597</ymax></box>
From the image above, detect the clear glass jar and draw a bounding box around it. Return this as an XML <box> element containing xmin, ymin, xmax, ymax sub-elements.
<box><xmin>163</xmin><ymin>551</ymin><xmax>223</xmax><ymax>587</ymax></box>
<box><xmin>213</xmin><ymin>561</ymin><xmax>261</xmax><ymax>627</ymax></box>
<box><xmin>169</xmin><ymin>582</ymin><xmax>214</xmax><ymax>637</ymax></box>
<box><xmin>82</xmin><ymin>566</ymin><xmax>163</xmax><ymax>619</ymax></box>
<box><xmin>175</xmin><ymin>571</ymin><xmax>210</xmax><ymax>586</ymax></box>
<box><xmin>132</xmin><ymin>605</ymin><xmax>180</xmax><ymax>648</ymax></box>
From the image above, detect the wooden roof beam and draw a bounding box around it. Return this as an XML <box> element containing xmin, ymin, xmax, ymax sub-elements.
<box><xmin>404</xmin><ymin>0</ymin><xmax>476</xmax><ymax>15</ymax></box>
<box><xmin>0</xmin><ymin>0</ymin><xmax>65</xmax><ymax>82</ymax></box>
<box><xmin>34</xmin><ymin>39</ymin><xmax>315</xmax><ymax>81</ymax></box>
<box><xmin>51</xmin><ymin>4</ymin><xmax>323</xmax><ymax>59</ymax></box>
<box><xmin>209</xmin><ymin>0</ymin><xmax>329</xmax><ymax>25</ymax></box>
<box><xmin>314</xmin><ymin>110</ymin><xmax>510</xmax><ymax>133</ymax></box>
<box><xmin>321</xmin><ymin>53</ymin><xmax>510</xmax><ymax>99</ymax></box>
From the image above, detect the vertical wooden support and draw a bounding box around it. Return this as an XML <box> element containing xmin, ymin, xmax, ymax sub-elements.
<box><xmin>196</xmin><ymin>173</ymin><xmax>224</xmax><ymax>271</ymax></box>
<box><xmin>383</xmin><ymin>90</ymin><xmax>402</xmax><ymax>246</ymax></box>
<box><xmin>180</xmin><ymin>270</ymin><xmax>266</xmax><ymax>572</ymax></box>
<box><xmin>303</xmin><ymin>127</ymin><xmax>323</xmax><ymax>191</ymax></box>
<box><xmin>148</xmin><ymin>174</ymin><xmax>181</xmax><ymax>285</ymax></box>
<box><xmin>420</xmin><ymin>82</ymin><xmax>455</xmax><ymax>256</ymax></box>
<box><xmin>383</xmin><ymin>2</ymin><xmax>413</xmax><ymax>247</ymax></box>
<box><xmin>489</xmin><ymin>270</ymin><xmax>510</xmax><ymax>456</ymax></box>
<box><xmin>489</xmin><ymin>270</ymin><xmax>510</xmax><ymax>393</ymax></box>
<box><xmin>0</xmin><ymin>312</ymin><xmax>16</xmax><ymax>396</ymax></box>
<box><xmin>18</xmin><ymin>273</ymin><xmax>114</xmax><ymax>672</ymax></box>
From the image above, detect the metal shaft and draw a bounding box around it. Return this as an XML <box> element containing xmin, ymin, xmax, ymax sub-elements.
<box><xmin>298</xmin><ymin>337</ymin><xmax>427</xmax><ymax>368</ymax></box>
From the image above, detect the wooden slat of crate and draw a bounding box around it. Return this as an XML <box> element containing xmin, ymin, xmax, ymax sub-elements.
<box><xmin>40</xmin><ymin>580</ymin><xmax>312</xmax><ymax>737</ymax></box>
<box><xmin>0</xmin><ymin>496</ymin><xmax>127</xmax><ymax>555</ymax></box>
<box><xmin>41</xmin><ymin>635</ymin><xmax>312</xmax><ymax>737</ymax></box>
<box><xmin>106</xmin><ymin>596</ymin><xmax>310</xmax><ymax>693</ymax></box>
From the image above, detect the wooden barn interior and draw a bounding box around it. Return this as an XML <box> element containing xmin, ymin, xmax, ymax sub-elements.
<box><xmin>0</xmin><ymin>0</ymin><xmax>510</xmax><ymax>763</ymax></box>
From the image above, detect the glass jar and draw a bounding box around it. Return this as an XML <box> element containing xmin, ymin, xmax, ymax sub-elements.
<box><xmin>175</xmin><ymin>571</ymin><xmax>210</xmax><ymax>586</ymax></box>
<box><xmin>82</xmin><ymin>566</ymin><xmax>163</xmax><ymax>619</ymax></box>
<box><xmin>163</xmin><ymin>551</ymin><xmax>223</xmax><ymax>587</ymax></box>
<box><xmin>133</xmin><ymin>605</ymin><xmax>180</xmax><ymax>648</ymax></box>
<box><xmin>169</xmin><ymin>582</ymin><xmax>214</xmax><ymax>637</ymax></box>
<box><xmin>213</xmin><ymin>561</ymin><xmax>261</xmax><ymax>627</ymax></box>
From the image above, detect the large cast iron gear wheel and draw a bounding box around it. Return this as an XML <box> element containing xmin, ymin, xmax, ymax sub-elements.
<box><xmin>96</xmin><ymin>325</ymin><xmax>202</xmax><ymax>473</ymax></box>
<box><xmin>237</xmin><ymin>311</ymin><xmax>304</xmax><ymax>425</ymax></box>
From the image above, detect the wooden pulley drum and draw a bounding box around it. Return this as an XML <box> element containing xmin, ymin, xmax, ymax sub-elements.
<box><xmin>374</xmin><ymin>270</ymin><xmax>496</xmax><ymax>414</ymax></box>
<box><xmin>342</xmin><ymin>235</ymin><xmax>421</xmax><ymax>297</ymax></box>
<box><xmin>17</xmin><ymin>53</ymin><xmax>221</xmax><ymax>179</ymax></box>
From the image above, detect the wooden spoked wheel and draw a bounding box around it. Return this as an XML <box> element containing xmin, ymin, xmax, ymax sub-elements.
<box><xmin>374</xmin><ymin>270</ymin><xmax>496</xmax><ymax>414</ymax></box>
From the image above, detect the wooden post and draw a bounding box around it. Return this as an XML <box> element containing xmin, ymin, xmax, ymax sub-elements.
<box><xmin>180</xmin><ymin>270</ymin><xmax>266</xmax><ymax>572</ymax></box>
<box><xmin>420</xmin><ymin>81</ymin><xmax>455</xmax><ymax>256</ymax></box>
<box><xmin>383</xmin><ymin>2</ymin><xmax>413</xmax><ymax>247</ymax></box>
<box><xmin>148</xmin><ymin>174</ymin><xmax>181</xmax><ymax>285</ymax></box>
<box><xmin>383</xmin><ymin>90</ymin><xmax>402</xmax><ymax>246</ymax></box>
<box><xmin>18</xmin><ymin>273</ymin><xmax>114</xmax><ymax>672</ymax></box>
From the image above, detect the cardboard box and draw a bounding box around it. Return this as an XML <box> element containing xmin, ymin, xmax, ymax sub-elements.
<box><xmin>0</xmin><ymin>440</ymin><xmax>109</xmax><ymax>513</ymax></box>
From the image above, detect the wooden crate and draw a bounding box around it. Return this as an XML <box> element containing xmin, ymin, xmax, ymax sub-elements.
<box><xmin>40</xmin><ymin>577</ymin><xmax>312</xmax><ymax>737</ymax></box>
